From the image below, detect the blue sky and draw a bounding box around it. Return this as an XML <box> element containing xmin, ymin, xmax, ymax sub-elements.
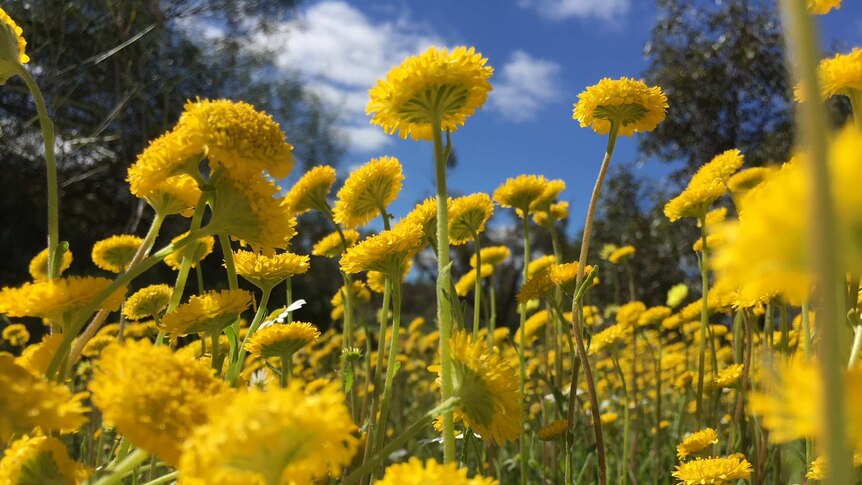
<box><xmin>261</xmin><ymin>0</ymin><xmax>862</xmax><ymax>234</ymax></box>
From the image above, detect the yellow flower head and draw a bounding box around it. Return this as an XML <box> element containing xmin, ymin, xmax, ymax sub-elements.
<box><xmin>517</xmin><ymin>269</ymin><xmax>553</xmax><ymax>304</ymax></box>
<box><xmin>377</xmin><ymin>457</ymin><xmax>498</xmax><ymax>485</ymax></box>
<box><xmin>638</xmin><ymin>306</ymin><xmax>672</xmax><ymax>327</ymax></box>
<box><xmin>208</xmin><ymin>173</ymin><xmax>297</xmax><ymax>254</ymax></box>
<box><xmin>537</xmin><ymin>419</ymin><xmax>569</xmax><ymax>441</ymax></box>
<box><xmin>14</xmin><ymin>334</ymin><xmax>63</xmax><ymax>376</ymax></box>
<box><xmin>0</xmin><ymin>354</ymin><xmax>88</xmax><ymax>441</ymax></box>
<box><xmin>573</xmin><ymin>77</ymin><xmax>668</xmax><ymax>137</ymax></box>
<box><xmin>548</xmin><ymin>262</ymin><xmax>597</xmax><ymax>296</ymax></box>
<box><xmin>403</xmin><ymin>196</ymin><xmax>452</xmax><ymax>245</ymax></box>
<box><xmin>808</xmin><ymin>0</ymin><xmax>841</xmax><ymax>14</ymax></box>
<box><xmin>712</xmin><ymin>363</ymin><xmax>743</xmax><ymax>388</ymax></box>
<box><xmin>92</xmin><ymin>234</ymin><xmax>143</xmax><ymax>273</ymax></box>
<box><xmin>533</xmin><ymin>200</ymin><xmax>570</xmax><ymax>227</ymax></box>
<box><xmin>455</xmin><ymin>264</ymin><xmax>494</xmax><ymax>297</ymax></box>
<box><xmin>161</xmin><ymin>289</ymin><xmax>252</xmax><ymax>336</ymax></box>
<box><xmin>493</xmin><ymin>175</ymin><xmax>549</xmax><ymax>213</ymax></box>
<box><xmin>28</xmin><ymin>247</ymin><xmax>73</xmax><ymax>281</ymax></box>
<box><xmin>445</xmin><ymin>330</ymin><xmax>523</xmax><ymax>443</ymax></box>
<box><xmin>589</xmin><ymin>324</ymin><xmax>633</xmax><ymax>355</ymax></box>
<box><xmin>283</xmin><ymin>165</ymin><xmax>337</xmax><ymax>215</ymax></box>
<box><xmin>368</xmin><ymin>260</ymin><xmax>412</xmax><ymax>293</ymax></box>
<box><xmin>672</xmin><ymin>456</ymin><xmax>752</xmax><ymax>485</ymax></box>
<box><xmin>126</xmin><ymin>127</ymin><xmax>204</xmax><ymax>200</ymax></box>
<box><xmin>676</xmin><ymin>428</ymin><xmax>719</xmax><ymax>460</ymax></box>
<box><xmin>142</xmin><ymin>174</ymin><xmax>202</xmax><ymax>217</ymax></box>
<box><xmin>616</xmin><ymin>301</ymin><xmax>646</xmax><ymax>327</ymax></box>
<box><xmin>0</xmin><ymin>7</ymin><xmax>29</xmax><ymax>82</ymax></box>
<box><xmin>608</xmin><ymin>245</ymin><xmax>636</xmax><ymax>264</ymax></box>
<box><xmin>530</xmin><ymin>179</ymin><xmax>566</xmax><ymax>214</ymax></box>
<box><xmin>367</xmin><ymin>46</ymin><xmax>493</xmax><ymax>141</ymax></box>
<box><xmin>164</xmin><ymin>233</ymin><xmax>215</xmax><ymax>271</ymax></box>
<box><xmin>470</xmin><ymin>245</ymin><xmax>511</xmax><ymax>268</ymax></box>
<box><xmin>527</xmin><ymin>254</ymin><xmax>557</xmax><ymax>278</ymax></box>
<box><xmin>667</xmin><ymin>283</ymin><xmax>689</xmax><ymax>308</ymax></box>
<box><xmin>333</xmin><ymin>156</ymin><xmax>404</xmax><ymax>228</ymax></box>
<box><xmin>179</xmin><ymin>382</ymin><xmax>358</xmax><ymax>485</ymax></box>
<box><xmin>665</xmin><ymin>149</ymin><xmax>744</xmax><ymax>222</ymax></box>
<box><xmin>0</xmin><ymin>276</ymin><xmax>125</xmax><ymax>325</ymax></box>
<box><xmin>804</xmin><ymin>47</ymin><xmax>862</xmax><ymax>103</ymax></box>
<box><xmin>330</xmin><ymin>281</ymin><xmax>371</xmax><ymax>320</ymax></box>
<box><xmin>727</xmin><ymin>166</ymin><xmax>775</xmax><ymax>196</ymax></box>
<box><xmin>515</xmin><ymin>309</ymin><xmax>549</xmax><ymax>345</ymax></box>
<box><xmin>89</xmin><ymin>340</ymin><xmax>228</xmax><ymax>466</ymax></box>
<box><xmin>2</xmin><ymin>323</ymin><xmax>28</xmax><ymax>346</ymax></box>
<box><xmin>233</xmin><ymin>250</ymin><xmax>310</xmax><ymax>290</ymax></box>
<box><xmin>123</xmin><ymin>284</ymin><xmax>172</xmax><ymax>320</ymax></box>
<box><xmin>245</xmin><ymin>321</ymin><xmax>320</xmax><ymax>358</ymax></box>
<box><xmin>177</xmin><ymin>98</ymin><xmax>294</xmax><ymax>179</ymax></box>
<box><xmin>340</xmin><ymin>222</ymin><xmax>424</xmax><ymax>276</ymax></box>
<box><xmin>806</xmin><ymin>454</ymin><xmax>862</xmax><ymax>481</ymax></box>
<box><xmin>312</xmin><ymin>229</ymin><xmax>360</xmax><ymax>258</ymax></box>
<box><xmin>0</xmin><ymin>434</ymin><xmax>91</xmax><ymax>484</ymax></box>
<box><xmin>449</xmin><ymin>193</ymin><xmax>494</xmax><ymax>245</ymax></box>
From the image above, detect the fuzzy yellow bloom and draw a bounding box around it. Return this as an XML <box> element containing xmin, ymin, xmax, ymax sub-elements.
<box><xmin>667</xmin><ymin>283</ymin><xmax>689</xmax><ymax>308</ymax></box>
<box><xmin>89</xmin><ymin>340</ymin><xmax>228</xmax><ymax>466</ymax></box>
<box><xmin>177</xmin><ymin>98</ymin><xmax>294</xmax><ymax>179</ymax></box>
<box><xmin>283</xmin><ymin>165</ymin><xmax>336</xmax><ymax>215</ymax></box>
<box><xmin>538</xmin><ymin>419</ymin><xmax>569</xmax><ymax>441</ymax></box>
<box><xmin>1</xmin><ymin>323</ymin><xmax>28</xmax><ymax>346</ymax></box>
<box><xmin>142</xmin><ymin>174</ymin><xmax>202</xmax><ymax>216</ymax></box>
<box><xmin>516</xmin><ymin>268</ymin><xmax>553</xmax><ymax>304</ymax></box>
<box><xmin>533</xmin><ymin>200</ymin><xmax>570</xmax><ymax>227</ymax></box>
<box><xmin>449</xmin><ymin>193</ymin><xmax>494</xmax><ymax>245</ymax></box>
<box><xmin>527</xmin><ymin>254</ymin><xmax>557</xmax><ymax>278</ymax></box>
<box><xmin>0</xmin><ymin>354</ymin><xmax>88</xmax><ymax>441</ymax></box>
<box><xmin>91</xmin><ymin>234</ymin><xmax>143</xmax><ymax>273</ymax></box>
<box><xmin>807</xmin><ymin>0</ymin><xmax>841</xmax><ymax>14</ymax></box>
<box><xmin>712</xmin><ymin>363</ymin><xmax>743</xmax><ymax>388</ymax></box>
<box><xmin>377</xmin><ymin>457</ymin><xmax>498</xmax><ymax>485</ymax></box>
<box><xmin>367</xmin><ymin>46</ymin><xmax>493</xmax><ymax>140</ymax></box>
<box><xmin>0</xmin><ymin>7</ymin><xmax>29</xmax><ymax>67</ymax></box>
<box><xmin>589</xmin><ymin>324</ymin><xmax>633</xmax><ymax>355</ymax></box>
<box><xmin>14</xmin><ymin>334</ymin><xmax>63</xmax><ymax>376</ymax></box>
<box><xmin>616</xmin><ymin>301</ymin><xmax>647</xmax><ymax>327</ymax></box>
<box><xmin>470</xmin><ymin>245</ymin><xmax>511</xmax><ymax>268</ymax></box>
<box><xmin>727</xmin><ymin>166</ymin><xmax>775</xmax><ymax>197</ymax></box>
<box><xmin>548</xmin><ymin>262</ymin><xmax>597</xmax><ymax>296</ymax></box>
<box><xmin>340</xmin><ymin>222</ymin><xmax>424</xmax><ymax>275</ymax></box>
<box><xmin>330</xmin><ymin>281</ymin><xmax>371</xmax><ymax>320</ymax></box>
<box><xmin>665</xmin><ymin>149</ymin><xmax>744</xmax><ymax>222</ymax></box>
<box><xmin>444</xmin><ymin>331</ymin><xmax>523</xmax><ymax>443</ymax></box>
<box><xmin>367</xmin><ymin>260</ymin><xmax>413</xmax><ymax>294</ymax></box>
<box><xmin>0</xmin><ymin>434</ymin><xmax>90</xmax><ymax>484</ymax></box>
<box><xmin>245</xmin><ymin>321</ymin><xmax>320</xmax><ymax>358</ymax></box>
<box><xmin>672</xmin><ymin>456</ymin><xmax>752</xmax><ymax>485</ymax></box>
<box><xmin>515</xmin><ymin>310</ymin><xmax>549</xmax><ymax>345</ymax></box>
<box><xmin>638</xmin><ymin>306</ymin><xmax>672</xmax><ymax>327</ymax></box>
<box><xmin>161</xmin><ymin>289</ymin><xmax>251</xmax><ymax>336</ymax></box>
<box><xmin>455</xmin><ymin>264</ymin><xmax>494</xmax><ymax>297</ymax></box>
<box><xmin>608</xmin><ymin>245</ymin><xmax>635</xmax><ymax>264</ymax></box>
<box><xmin>312</xmin><ymin>229</ymin><xmax>360</xmax><ymax>258</ymax></box>
<box><xmin>126</xmin><ymin>127</ymin><xmax>204</xmax><ymax>200</ymax></box>
<box><xmin>163</xmin><ymin>233</ymin><xmax>214</xmax><ymax>271</ymax></box>
<box><xmin>0</xmin><ymin>276</ymin><xmax>125</xmax><ymax>325</ymax></box>
<box><xmin>28</xmin><ymin>247</ymin><xmax>72</xmax><ymax>281</ymax></box>
<box><xmin>123</xmin><ymin>284</ymin><xmax>172</xmax><ymax>321</ymax></box>
<box><xmin>573</xmin><ymin>77</ymin><xmax>668</xmax><ymax>137</ymax></box>
<box><xmin>530</xmin><ymin>179</ymin><xmax>566</xmax><ymax>213</ymax></box>
<box><xmin>179</xmin><ymin>383</ymin><xmax>358</xmax><ymax>485</ymax></box>
<box><xmin>493</xmin><ymin>175</ymin><xmax>550</xmax><ymax>213</ymax></box>
<box><xmin>333</xmin><ymin>156</ymin><xmax>404</xmax><ymax>228</ymax></box>
<box><xmin>233</xmin><ymin>250</ymin><xmax>310</xmax><ymax>290</ymax></box>
<box><xmin>676</xmin><ymin>428</ymin><xmax>719</xmax><ymax>460</ymax></box>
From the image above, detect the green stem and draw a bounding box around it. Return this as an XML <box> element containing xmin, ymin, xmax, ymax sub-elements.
<box><xmin>374</xmin><ymin>275</ymin><xmax>404</xmax><ymax>470</ymax></box>
<box><xmin>432</xmin><ymin>122</ymin><xmax>457</xmax><ymax>463</ymax></box>
<box><xmin>210</xmin><ymin>331</ymin><xmax>220</xmax><ymax>371</ymax></box>
<box><xmin>90</xmin><ymin>448</ymin><xmax>149</xmax><ymax>485</ymax></box>
<box><xmin>168</xmin><ymin>193</ymin><xmax>211</xmax><ymax>312</ymax></box>
<box><xmin>280</xmin><ymin>355</ymin><xmax>291</xmax><ymax>387</ymax></box>
<box><xmin>228</xmin><ymin>287</ymin><xmax>272</xmax><ymax>385</ymax></box>
<box><xmin>286</xmin><ymin>277</ymin><xmax>293</xmax><ymax>324</ymax></box>
<box><xmin>488</xmin><ymin>273</ymin><xmax>498</xmax><ymax>349</ymax></box>
<box><xmin>848</xmin><ymin>326</ymin><xmax>862</xmax><ymax>368</ymax></box>
<box><xmin>518</xmin><ymin>214</ymin><xmax>531</xmax><ymax>485</ymax></box>
<box><xmin>471</xmin><ymin>232</ymin><xmax>483</xmax><ymax>339</ymax></box>
<box><xmin>695</xmin><ymin>216</ymin><xmax>710</xmax><ymax>427</ymax></box>
<box><xmin>364</xmin><ymin>276</ymin><xmax>392</xmax><ymax>463</ymax></box>
<box><xmin>142</xmin><ymin>471</ymin><xmax>178</xmax><ymax>485</ymax></box>
<box><xmin>610</xmin><ymin>352</ymin><xmax>630</xmax><ymax>485</ymax></box>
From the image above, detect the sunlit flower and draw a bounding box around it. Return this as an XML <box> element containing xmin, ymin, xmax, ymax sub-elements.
<box><xmin>527</xmin><ymin>255</ymin><xmax>557</xmax><ymax>278</ymax></box>
<box><xmin>533</xmin><ymin>201</ymin><xmax>570</xmax><ymax>227</ymax></box>
<box><xmin>161</xmin><ymin>289</ymin><xmax>252</xmax><ymax>336</ymax></box>
<box><xmin>283</xmin><ymin>165</ymin><xmax>337</xmax><ymax>215</ymax></box>
<box><xmin>515</xmin><ymin>309</ymin><xmax>549</xmax><ymax>345</ymax></box>
<box><xmin>123</xmin><ymin>284</ymin><xmax>172</xmax><ymax>321</ymax></box>
<box><xmin>608</xmin><ymin>245</ymin><xmax>635</xmax><ymax>264</ymax></box>
<box><xmin>449</xmin><ymin>193</ymin><xmax>494</xmax><ymax>245</ymax></box>
<box><xmin>807</xmin><ymin>0</ymin><xmax>841</xmax><ymax>14</ymax></box>
<box><xmin>1</xmin><ymin>323</ymin><xmax>28</xmax><ymax>346</ymax></box>
<box><xmin>91</xmin><ymin>234</ymin><xmax>143</xmax><ymax>273</ymax></box>
<box><xmin>403</xmin><ymin>196</ymin><xmax>451</xmax><ymax>246</ymax></box>
<box><xmin>163</xmin><ymin>233</ymin><xmax>215</xmax><ymax>271</ymax></box>
<box><xmin>367</xmin><ymin>46</ymin><xmax>493</xmax><ymax>140</ymax></box>
<box><xmin>89</xmin><ymin>340</ymin><xmax>228</xmax><ymax>466</ymax></box>
<box><xmin>538</xmin><ymin>419</ymin><xmax>569</xmax><ymax>441</ymax></box>
<box><xmin>368</xmin><ymin>260</ymin><xmax>412</xmax><ymax>293</ymax></box>
<box><xmin>340</xmin><ymin>222</ymin><xmax>424</xmax><ymax>276</ymax></box>
<box><xmin>312</xmin><ymin>229</ymin><xmax>360</xmax><ymax>258</ymax></box>
<box><xmin>470</xmin><ymin>245</ymin><xmax>511</xmax><ymax>268</ymax></box>
<box><xmin>811</xmin><ymin>48</ymin><xmax>862</xmax><ymax>102</ymax></box>
<box><xmin>455</xmin><ymin>264</ymin><xmax>494</xmax><ymax>297</ymax></box>
<box><xmin>28</xmin><ymin>247</ymin><xmax>72</xmax><ymax>281</ymax></box>
<box><xmin>677</xmin><ymin>428</ymin><xmax>719</xmax><ymax>460</ymax></box>
<box><xmin>245</xmin><ymin>322</ymin><xmax>320</xmax><ymax>358</ymax></box>
<box><xmin>672</xmin><ymin>456</ymin><xmax>752</xmax><ymax>485</ymax></box>
<box><xmin>143</xmin><ymin>174</ymin><xmax>202</xmax><ymax>217</ymax></box>
<box><xmin>14</xmin><ymin>334</ymin><xmax>63</xmax><ymax>376</ymax></box>
<box><xmin>0</xmin><ymin>434</ymin><xmax>90</xmax><ymax>484</ymax></box>
<box><xmin>665</xmin><ymin>149</ymin><xmax>744</xmax><ymax>222</ymax></box>
<box><xmin>638</xmin><ymin>306</ymin><xmax>672</xmax><ymax>327</ymax></box>
<box><xmin>573</xmin><ymin>77</ymin><xmax>668</xmax><ymax>137</ymax></box>
<box><xmin>548</xmin><ymin>261</ymin><xmax>597</xmax><ymax>296</ymax></box>
<box><xmin>126</xmin><ymin>127</ymin><xmax>204</xmax><ymax>201</ymax></box>
<box><xmin>493</xmin><ymin>175</ymin><xmax>549</xmax><ymax>213</ymax></box>
<box><xmin>233</xmin><ymin>250</ymin><xmax>310</xmax><ymax>290</ymax></box>
<box><xmin>0</xmin><ymin>7</ymin><xmax>29</xmax><ymax>68</ymax></box>
<box><xmin>712</xmin><ymin>364</ymin><xmax>743</xmax><ymax>388</ymax></box>
<box><xmin>727</xmin><ymin>167</ymin><xmax>775</xmax><ymax>197</ymax></box>
<box><xmin>376</xmin><ymin>457</ymin><xmax>497</xmax><ymax>485</ymax></box>
<box><xmin>333</xmin><ymin>156</ymin><xmax>404</xmax><ymax>228</ymax></box>
<box><xmin>589</xmin><ymin>324</ymin><xmax>633</xmax><ymax>355</ymax></box>
<box><xmin>0</xmin><ymin>276</ymin><xmax>125</xmax><ymax>325</ymax></box>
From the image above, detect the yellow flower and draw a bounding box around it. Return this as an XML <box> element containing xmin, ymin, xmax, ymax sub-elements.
<box><xmin>806</xmin><ymin>453</ymin><xmax>862</xmax><ymax>480</ymax></box>
<box><xmin>161</xmin><ymin>289</ymin><xmax>252</xmax><ymax>336</ymax></box>
<box><xmin>470</xmin><ymin>245</ymin><xmax>511</xmax><ymax>268</ymax></box>
<box><xmin>0</xmin><ymin>7</ymin><xmax>28</xmax><ymax>84</ymax></box>
<box><xmin>126</xmin><ymin>127</ymin><xmax>204</xmax><ymax>201</ymax></box>
<box><xmin>537</xmin><ymin>419</ymin><xmax>569</xmax><ymax>441</ymax></box>
<box><xmin>89</xmin><ymin>340</ymin><xmax>228</xmax><ymax>466</ymax></box>
<box><xmin>177</xmin><ymin>98</ymin><xmax>294</xmax><ymax>179</ymax></box>
<box><xmin>665</xmin><ymin>149</ymin><xmax>744</xmax><ymax>222</ymax></box>
<box><xmin>676</xmin><ymin>428</ymin><xmax>719</xmax><ymax>460</ymax></box>
<box><xmin>91</xmin><ymin>234</ymin><xmax>143</xmax><ymax>273</ymax></box>
<box><xmin>638</xmin><ymin>306</ymin><xmax>672</xmax><ymax>327</ymax></box>
<box><xmin>589</xmin><ymin>324</ymin><xmax>633</xmax><ymax>355</ymax></box>
<box><xmin>164</xmin><ymin>233</ymin><xmax>214</xmax><ymax>271</ymax></box>
<box><xmin>807</xmin><ymin>0</ymin><xmax>841</xmax><ymax>14</ymax></box>
<box><xmin>712</xmin><ymin>363</ymin><xmax>743</xmax><ymax>388</ymax></box>
<box><xmin>493</xmin><ymin>175</ymin><xmax>549</xmax><ymax>213</ymax></box>
<box><xmin>573</xmin><ymin>77</ymin><xmax>668</xmax><ymax>137</ymax></box>
<box><xmin>312</xmin><ymin>229</ymin><xmax>360</xmax><ymax>258</ymax></box>
<box><xmin>2</xmin><ymin>323</ymin><xmax>29</xmax><ymax>346</ymax></box>
<box><xmin>81</xmin><ymin>333</ymin><xmax>117</xmax><ymax>359</ymax></box>
<box><xmin>28</xmin><ymin>247</ymin><xmax>73</xmax><ymax>281</ymax></box>
<box><xmin>208</xmin><ymin>173</ymin><xmax>297</xmax><ymax>254</ymax></box>
<box><xmin>811</xmin><ymin>48</ymin><xmax>862</xmax><ymax>103</ymax></box>
<box><xmin>283</xmin><ymin>165</ymin><xmax>336</xmax><ymax>215</ymax></box>
<box><xmin>233</xmin><ymin>250</ymin><xmax>310</xmax><ymax>290</ymax></box>
<box><xmin>0</xmin><ymin>434</ymin><xmax>90</xmax><ymax>484</ymax></box>
<box><xmin>445</xmin><ymin>330</ymin><xmax>523</xmax><ymax>443</ymax></box>
<box><xmin>515</xmin><ymin>310</ymin><xmax>549</xmax><ymax>345</ymax></box>
<box><xmin>123</xmin><ymin>284</ymin><xmax>172</xmax><ymax>320</ymax></box>
<box><xmin>517</xmin><ymin>269</ymin><xmax>553</xmax><ymax>304</ymax></box>
<box><xmin>367</xmin><ymin>46</ymin><xmax>493</xmax><ymax>141</ymax></box>
<box><xmin>455</xmin><ymin>264</ymin><xmax>494</xmax><ymax>297</ymax></box>
<box><xmin>608</xmin><ymin>245</ymin><xmax>635</xmax><ymax>264</ymax></box>
<box><xmin>368</xmin><ymin>260</ymin><xmax>412</xmax><ymax>293</ymax></box>
<box><xmin>727</xmin><ymin>166</ymin><xmax>775</xmax><ymax>196</ymax></box>
<box><xmin>330</xmin><ymin>281</ymin><xmax>371</xmax><ymax>320</ymax></box>
<box><xmin>402</xmin><ymin>196</ymin><xmax>451</xmax><ymax>244</ymax></box>
<box><xmin>449</xmin><ymin>193</ymin><xmax>494</xmax><ymax>245</ymax></box>
<box><xmin>142</xmin><ymin>174</ymin><xmax>202</xmax><ymax>217</ymax></box>
<box><xmin>692</xmin><ymin>233</ymin><xmax>725</xmax><ymax>253</ymax></box>
<box><xmin>527</xmin><ymin>254</ymin><xmax>557</xmax><ymax>278</ymax></box>
<box><xmin>599</xmin><ymin>412</ymin><xmax>618</xmax><ymax>425</ymax></box>
<box><xmin>672</xmin><ymin>456</ymin><xmax>752</xmax><ymax>485</ymax></box>
<box><xmin>245</xmin><ymin>322</ymin><xmax>320</xmax><ymax>358</ymax></box>
<box><xmin>179</xmin><ymin>383</ymin><xmax>358</xmax><ymax>485</ymax></box>
<box><xmin>533</xmin><ymin>200</ymin><xmax>570</xmax><ymax>227</ymax></box>
<box><xmin>340</xmin><ymin>222</ymin><xmax>424</xmax><ymax>276</ymax></box>
<box><xmin>15</xmin><ymin>334</ymin><xmax>63</xmax><ymax>376</ymax></box>
<box><xmin>333</xmin><ymin>156</ymin><xmax>404</xmax><ymax>228</ymax></box>
<box><xmin>548</xmin><ymin>262</ymin><xmax>597</xmax><ymax>296</ymax></box>
<box><xmin>616</xmin><ymin>301</ymin><xmax>646</xmax><ymax>327</ymax></box>
<box><xmin>667</xmin><ymin>283</ymin><xmax>689</xmax><ymax>308</ymax></box>
<box><xmin>376</xmin><ymin>457</ymin><xmax>497</xmax><ymax>485</ymax></box>
<box><xmin>0</xmin><ymin>354</ymin><xmax>88</xmax><ymax>441</ymax></box>
<box><xmin>0</xmin><ymin>276</ymin><xmax>125</xmax><ymax>325</ymax></box>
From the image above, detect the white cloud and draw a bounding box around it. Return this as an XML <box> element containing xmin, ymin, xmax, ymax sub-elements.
<box><xmin>247</xmin><ymin>1</ymin><xmax>444</xmax><ymax>152</ymax></box>
<box><xmin>489</xmin><ymin>51</ymin><xmax>561</xmax><ymax>122</ymax></box>
<box><xmin>519</xmin><ymin>0</ymin><xmax>630</xmax><ymax>20</ymax></box>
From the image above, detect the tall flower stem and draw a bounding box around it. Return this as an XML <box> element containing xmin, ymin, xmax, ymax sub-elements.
<box><xmin>779</xmin><ymin>0</ymin><xmax>853</xmax><ymax>481</ymax></box>
<box><xmin>568</xmin><ymin>121</ymin><xmax>619</xmax><ymax>485</ymax></box>
<box><xmin>610</xmin><ymin>351</ymin><xmax>630</xmax><ymax>485</ymax></box>
<box><xmin>374</xmin><ymin>273</ymin><xmax>404</xmax><ymax>471</ymax></box>
<box><xmin>90</xmin><ymin>448</ymin><xmax>150</xmax><ymax>485</ymax></box>
<box><xmin>517</xmin><ymin>213</ymin><xmax>532</xmax><ymax>485</ymax></box>
<box><xmin>694</xmin><ymin>216</ymin><xmax>710</xmax><ymax>426</ymax></box>
<box><xmin>363</xmin><ymin>276</ymin><xmax>392</xmax><ymax>464</ymax></box>
<box><xmin>17</xmin><ymin>67</ymin><xmax>60</xmax><ymax>279</ymax></box>
<box><xmin>431</xmin><ymin>121</ymin><xmax>457</xmax><ymax>463</ymax></box>
<box><xmin>470</xmin><ymin>230</ymin><xmax>483</xmax><ymax>339</ymax></box>
<box><xmin>227</xmin><ymin>286</ymin><xmax>272</xmax><ymax>385</ymax></box>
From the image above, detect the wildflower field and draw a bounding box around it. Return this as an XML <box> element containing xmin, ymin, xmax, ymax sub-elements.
<box><xmin>1</xmin><ymin>0</ymin><xmax>862</xmax><ymax>484</ymax></box>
